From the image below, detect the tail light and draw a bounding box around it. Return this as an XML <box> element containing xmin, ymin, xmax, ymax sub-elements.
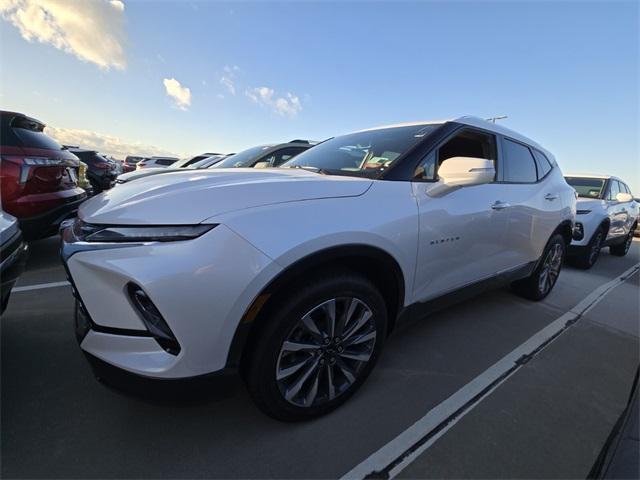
<box><xmin>2</xmin><ymin>155</ymin><xmax>71</xmax><ymax>183</ymax></box>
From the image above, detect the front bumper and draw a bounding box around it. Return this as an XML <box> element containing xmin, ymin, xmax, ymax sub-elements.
<box><xmin>61</xmin><ymin>221</ymin><xmax>281</xmax><ymax>379</ymax></box>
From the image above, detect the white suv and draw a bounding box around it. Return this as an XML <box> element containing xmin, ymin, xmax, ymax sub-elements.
<box><xmin>61</xmin><ymin>117</ymin><xmax>575</xmax><ymax>420</ymax></box>
<box><xmin>564</xmin><ymin>175</ymin><xmax>638</xmax><ymax>268</ymax></box>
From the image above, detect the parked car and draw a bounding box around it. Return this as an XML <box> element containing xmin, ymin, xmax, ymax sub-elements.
<box><xmin>115</xmin><ymin>155</ymin><xmax>229</xmax><ymax>185</ymax></box>
<box><xmin>0</xmin><ymin>210</ymin><xmax>28</xmax><ymax>314</ymax></box>
<box><xmin>211</xmin><ymin>140</ymin><xmax>316</xmax><ymax>169</ymax></box>
<box><xmin>564</xmin><ymin>175</ymin><xmax>638</xmax><ymax>268</ymax></box>
<box><xmin>123</xmin><ymin>156</ymin><xmax>144</xmax><ymax>173</ymax></box>
<box><xmin>0</xmin><ymin>111</ymin><xmax>87</xmax><ymax>240</ymax></box>
<box><xmin>173</xmin><ymin>152</ymin><xmax>223</xmax><ymax>169</ymax></box>
<box><xmin>635</xmin><ymin>198</ymin><xmax>640</xmax><ymax>237</ymax></box>
<box><xmin>136</xmin><ymin>156</ymin><xmax>179</xmax><ymax>170</ymax></box>
<box><xmin>61</xmin><ymin>116</ymin><xmax>575</xmax><ymax>421</ymax></box>
<box><xmin>67</xmin><ymin>148</ymin><xmax>119</xmax><ymax>194</ymax></box>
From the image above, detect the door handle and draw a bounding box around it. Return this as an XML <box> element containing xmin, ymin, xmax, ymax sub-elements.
<box><xmin>491</xmin><ymin>201</ymin><xmax>510</xmax><ymax>210</ymax></box>
<box><xmin>544</xmin><ymin>193</ymin><xmax>559</xmax><ymax>201</ymax></box>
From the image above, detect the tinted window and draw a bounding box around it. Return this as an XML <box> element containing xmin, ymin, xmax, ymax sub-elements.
<box><xmin>414</xmin><ymin>129</ymin><xmax>496</xmax><ymax>180</ymax></box>
<box><xmin>532</xmin><ymin>149</ymin><xmax>552</xmax><ymax>178</ymax></box>
<box><xmin>503</xmin><ymin>139</ymin><xmax>537</xmax><ymax>183</ymax></box>
<box><xmin>260</xmin><ymin>147</ymin><xmax>308</xmax><ymax>167</ymax></box>
<box><xmin>213</xmin><ymin>145</ymin><xmax>273</xmax><ymax>168</ymax></box>
<box><xmin>13</xmin><ymin>127</ymin><xmax>64</xmax><ymax>150</ymax></box>
<box><xmin>565</xmin><ymin>177</ymin><xmax>606</xmax><ymax>198</ymax></box>
<box><xmin>284</xmin><ymin>124</ymin><xmax>440</xmax><ymax>177</ymax></box>
<box><xmin>155</xmin><ymin>158</ymin><xmax>177</xmax><ymax>166</ymax></box>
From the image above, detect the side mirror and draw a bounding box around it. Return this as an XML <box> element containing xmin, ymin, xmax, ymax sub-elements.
<box><xmin>427</xmin><ymin>157</ymin><xmax>495</xmax><ymax>197</ymax></box>
<box><xmin>616</xmin><ymin>192</ymin><xmax>633</xmax><ymax>203</ymax></box>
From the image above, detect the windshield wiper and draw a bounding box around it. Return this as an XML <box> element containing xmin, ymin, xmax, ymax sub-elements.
<box><xmin>286</xmin><ymin>165</ymin><xmax>328</xmax><ymax>175</ymax></box>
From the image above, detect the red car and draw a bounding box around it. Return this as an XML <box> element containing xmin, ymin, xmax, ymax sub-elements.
<box><xmin>0</xmin><ymin>111</ymin><xmax>87</xmax><ymax>240</ymax></box>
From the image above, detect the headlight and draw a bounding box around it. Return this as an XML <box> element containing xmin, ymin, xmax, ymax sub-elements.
<box><xmin>76</xmin><ymin>221</ymin><xmax>216</xmax><ymax>242</ymax></box>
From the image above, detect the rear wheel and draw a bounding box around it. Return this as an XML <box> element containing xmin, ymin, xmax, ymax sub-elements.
<box><xmin>512</xmin><ymin>234</ymin><xmax>565</xmax><ymax>301</ymax></box>
<box><xmin>245</xmin><ymin>270</ymin><xmax>387</xmax><ymax>421</ymax></box>
<box><xmin>610</xmin><ymin>229</ymin><xmax>634</xmax><ymax>256</ymax></box>
<box><xmin>570</xmin><ymin>227</ymin><xmax>604</xmax><ymax>269</ymax></box>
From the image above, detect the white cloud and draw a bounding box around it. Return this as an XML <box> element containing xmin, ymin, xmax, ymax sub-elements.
<box><xmin>0</xmin><ymin>0</ymin><xmax>126</xmax><ymax>70</ymax></box>
<box><xmin>163</xmin><ymin>77</ymin><xmax>191</xmax><ymax>110</ymax></box>
<box><xmin>245</xmin><ymin>86</ymin><xmax>302</xmax><ymax>117</ymax></box>
<box><xmin>219</xmin><ymin>65</ymin><xmax>239</xmax><ymax>95</ymax></box>
<box><xmin>45</xmin><ymin>126</ymin><xmax>180</xmax><ymax>159</ymax></box>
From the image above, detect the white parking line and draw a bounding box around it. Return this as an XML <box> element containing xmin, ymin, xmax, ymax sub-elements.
<box><xmin>341</xmin><ymin>262</ymin><xmax>640</xmax><ymax>480</ymax></box>
<box><xmin>13</xmin><ymin>281</ymin><xmax>70</xmax><ymax>292</ymax></box>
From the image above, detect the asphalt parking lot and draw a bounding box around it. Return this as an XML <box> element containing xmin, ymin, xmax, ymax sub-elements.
<box><xmin>2</xmin><ymin>237</ymin><xmax>639</xmax><ymax>479</ymax></box>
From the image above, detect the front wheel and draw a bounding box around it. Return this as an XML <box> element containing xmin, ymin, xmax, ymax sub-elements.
<box><xmin>245</xmin><ymin>270</ymin><xmax>387</xmax><ymax>421</ymax></box>
<box><xmin>609</xmin><ymin>229</ymin><xmax>634</xmax><ymax>256</ymax></box>
<box><xmin>512</xmin><ymin>234</ymin><xmax>565</xmax><ymax>301</ymax></box>
<box><xmin>569</xmin><ymin>228</ymin><xmax>604</xmax><ymax>269</ymax></box>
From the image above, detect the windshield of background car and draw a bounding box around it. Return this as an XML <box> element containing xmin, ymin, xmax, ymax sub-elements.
<box><xmin>212</xmin><ymin>146</ymin><xmax>272</xmax><ymax>168</ymax></box>
<box><xmin>189</xmin><ymin>155</ymin><xmax>222</xmax><ymax>169</ymax></box>
<box><xmin>565</xmin><ymin>177</ymin><xmax>606</xmax><ymax>198</ymax></box>
<box><xmin>281</xmin><ymin>124</ymin><xmax>441</xmax><ymax>177</ymax></box>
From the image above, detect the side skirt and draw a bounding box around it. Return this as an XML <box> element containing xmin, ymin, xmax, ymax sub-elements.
<box><xmin>396</xmin><ymin>261</ymin><xmax>537</xmax><ymax>326</ymax></box>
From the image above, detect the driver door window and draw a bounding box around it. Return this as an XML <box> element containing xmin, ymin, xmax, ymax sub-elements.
<box><xmin>414</xmin><ymin>129</ymin><xmax>497</xmax><ymax>181</ymax></box>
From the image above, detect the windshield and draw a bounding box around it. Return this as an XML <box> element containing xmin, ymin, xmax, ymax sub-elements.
<box><xmin>282</xmin><ymin>124</ymin><xmax>440</xmax><ymax>177</ymax></box>
<box><xmin>212</xmin><ymin>145</ymin><xmax>272</xmax><ymax>168</ymax></box>
<box><xmin>189</xmin><ymin>155</ymin><xmax>222</xmax><ymax>169</ymax></box>
<box><xmin>565</xmin><ymin>177</ymin><xmax>607</xmax><ymax>199</ymax></box>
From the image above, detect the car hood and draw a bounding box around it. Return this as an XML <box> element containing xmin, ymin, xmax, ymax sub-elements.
<box><xmin>80</xmin><ymin>168</ymin><xmax>373</xmax><ymax>225</ymax></box>
<box><xmin>576</xmin><ymin>198</ymin><xmax>604</xmax><ymax>210</ymax></box>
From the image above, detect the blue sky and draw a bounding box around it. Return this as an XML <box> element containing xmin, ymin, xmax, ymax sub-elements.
<box><xmin>1</xmin><ymin>0</ymin><xmax>638</xmax><ymax>190</ymax></box>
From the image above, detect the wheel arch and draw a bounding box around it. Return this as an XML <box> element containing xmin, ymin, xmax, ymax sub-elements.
<box><xmin>553</xmin><ymin>219</ymin><xmax>574</xmax><ymax>246</ymax></box>
<box><xmin>225</xmin><ymin>244</ymin><xmax>406</xmax><ymax>370</ymax></box>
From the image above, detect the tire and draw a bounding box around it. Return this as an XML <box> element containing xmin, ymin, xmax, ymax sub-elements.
<box><xmin>245</xmin><ymin>269</ymin><xmax>387</xmax><ymax>421</ymax></box>
<box><xmin>512</xmin><ymin>234</ymin><xmax>565</xmax><ymax>301</ymax></box>
<box><xmin>610</xmin><ymin>229</ymin><xmax>634</xmax><ymax>257</ymax></box>
<box><xmin>1</xmin><ymin>289</ymin><xmax>10</xmax><ymax>315</ymax></box>
<box><xmin>569</xmin><ymin>227</ymin><xmax>605</xmax><ymax>269</ymax></box>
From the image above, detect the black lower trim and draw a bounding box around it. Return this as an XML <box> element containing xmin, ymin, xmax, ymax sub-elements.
<box><xmin>0</xmin><ymin>232</ymin><xmax>29</xmax><ymax>313</ymax></box>
<box><xmin>397</xmin><ymin>261</ymin><xmax>536</xmax><ymax>325</ymax></box>
<box><xmin>84</xmin><ymin>352</ymin><xmax>236</xmax><ymax>403</ymax></box>
<box><xmin>18</xmin><ymin>193</ymin><xmax>87</xmax><ymax>240</ymax></box>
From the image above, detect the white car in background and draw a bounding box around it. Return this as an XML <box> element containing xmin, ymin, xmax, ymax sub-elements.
<box><xmin>61</xmin><ymin>116</ymin><xmax>575</xmax><ymax>420</ymax></box>
<box><xmin>116</xmin><ymin>155</ymin><xmax>228</xmax><ymax>185</ymax></box>
<box><xmin>136</xmin><ymin>156</ymin><xmax>179</xmax><ymax>170</ymax></box>
<box><xmin>564</xmin><ymin>175</ymin><xmax>638</xmax><ymax>268</ymax></box>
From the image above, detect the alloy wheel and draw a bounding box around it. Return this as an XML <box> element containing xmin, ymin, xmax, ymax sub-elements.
<box><xmin>538</xmin><ymin>243</ymin><xmax>563</xmax><ymax>295</ymax></box>
<box><xmin>589</xmin><ymin>232</ymin><xmax>603</xmax><ymax>265</ymax></box>
<box><xmin>624</xmin><ymin>233</ymin><xmax>632</xmax><ymax>253</ymax></box>
<box><xmin>275</xmin><ymin>297</ymin><xmax>377</xmax><ymax>408</ymax></box>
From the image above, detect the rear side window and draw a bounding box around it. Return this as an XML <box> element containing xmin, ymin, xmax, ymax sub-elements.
<box><xmin>532</xmin><ymin>149</ymin><xmax>552</xmax><ymax>178</ymax></box>
<box><xmin>502</xmin><ymin>139</ymin><xmax>537</xmax><ymax>183</ymax></box>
